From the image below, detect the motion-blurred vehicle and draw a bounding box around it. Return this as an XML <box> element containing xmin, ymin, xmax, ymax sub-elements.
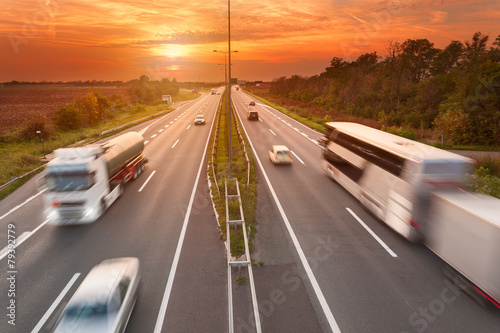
<box><xmin>41</xmin><ymin>132</ymin><xmax>147</xmax><ymax>225</ymax></box>
<box><xmin>269</xmin><ymin>145</ymin><xmax>292</xmax><ymax>165</ymax></box>
<box><xmin>52</xmin><ymin>257</ymin><xmax>141</xmax><ymax>333</ymax></box>
<box><xmin>425</xmin><ymin>191</ymin><xmax>500</xmax><ymax>308</ymax></box>
<box><xmin>194</xmin><ymin>115</ymin><xmax>205</xmax><ymax>125</ymax></box>
<box><xmin>321</xmin><ymin>122</ymin><xmax>473</xmax><ymax>241</ymax></box>
<box><xmin>247</xmin><ymin>110</ymin><xmax>259</xmax><ymax>121</ymax></box>
<box><xmin>249</xmin><ymin>100</ymin><xmax>255</xmax><ymax>106</ymax></box>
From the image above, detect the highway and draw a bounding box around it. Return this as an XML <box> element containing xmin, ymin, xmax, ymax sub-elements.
<box><xmin>0</xmin><ymin>87</ymin><xmax>500</xmax><ymax>333</ymax></box>
<box><xmin>231</xmin><ymin>88</ymin><xmax>500</xmax><ymax>332</ymax></box>
<box><xmin>0</xmin><ymin>92</ymin><xmax>227</xmax><ymax>333</ymax></box>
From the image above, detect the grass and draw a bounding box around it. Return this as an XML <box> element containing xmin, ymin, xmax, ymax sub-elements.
<box><xmin>245</xmin><ymin>87</ymin><xmax>500</xmax><ymax>199</ymax></box>
<box><xmin>208</xmin><ymin>92</ymin><xmax>258</xmax><ymax>257</ymax></box>
<box><xmin>467</xmin><ymin>156</ymin><xmax>500</xmax><ymax>199</ymax></box>
<box><xmin>0</xmin><ymin>90</ymin><xmax>200</xmax><ymax>199</ymax></box>
<box><xmin>243</xmin><ymin>89</ymin><xmax>327</xmax><ymax>133</ymax></box>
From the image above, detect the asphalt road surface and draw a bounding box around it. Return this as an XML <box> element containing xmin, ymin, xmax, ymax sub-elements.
<box><xmin>1</xmin><ymin>88</ymin><xmax>499</xmax><ymax>333</ymax></box>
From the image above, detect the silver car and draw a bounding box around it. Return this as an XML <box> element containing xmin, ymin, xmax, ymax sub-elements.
<box><xmin>269</xmin><ymin>145</ymin><xmax>293</xmax><ymax>165</ymax></box>
<box><xmin>53</xmin><ymin>257</ymin><xmax>140</xmax><ymax>333</ymax></box>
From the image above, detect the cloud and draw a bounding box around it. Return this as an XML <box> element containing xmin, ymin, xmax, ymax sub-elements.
<box><xmin>430</xmin><ymin>11</ymin><xmax>448</xmax><ymax>23</ymax></box>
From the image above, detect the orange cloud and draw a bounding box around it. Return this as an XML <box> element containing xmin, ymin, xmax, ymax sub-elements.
<box><xmin>0</xmin><ymin>0</ymin><xmax>499</xmax><ymax>82</ymax></box>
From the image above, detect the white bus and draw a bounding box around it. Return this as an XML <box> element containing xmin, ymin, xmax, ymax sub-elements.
<box><xmin>321</xmin><ymin>122</ymin><xmax>474</xmax><ymax>242</ymax></box>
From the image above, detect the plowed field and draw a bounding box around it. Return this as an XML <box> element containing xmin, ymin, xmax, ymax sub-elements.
<box><xmin>0</xmin><ymin>85</ymin><xmax>129</xmax><ymax>132</ymax></box>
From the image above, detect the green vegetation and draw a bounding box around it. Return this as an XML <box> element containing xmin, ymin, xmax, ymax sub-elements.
<box><xmin>208</xmin><ymin>91</ymin><xmax>258</xmax><ymax>257</ymax></box>
<box><xmin>263</xmin><ymin>32</ymin><xmax>500</xmax><ymax>146</ymax></box>
<box><xmin>0</xmin><ymin>83</ymin><xmax>199</xmax><ymax>199</ymax></box>
<box><xmin>468</xmin><ymin>156</ymin><xmax>500</xmax><ymax>198</ymax></box>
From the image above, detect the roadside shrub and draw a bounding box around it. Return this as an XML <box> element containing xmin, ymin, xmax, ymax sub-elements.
<box><xmin>21</xmin><ymin>116</ymin><xmax>51</xmax><ymax>140</ymax></box>
<box><xmin>132</xmin><ymin>103</ymin><xmax>146</xmax><ymax>113</ymax></box>
<box><xmin>53</xmin><ymin>104</ymin><xmax>82</xmax><ymax>131</ymax></box>
<box><xmin>475</xmin><ymin>155</ymin><xmax>500</xmax><ymax>177</ymax></box>
<box><xmin>383</xmin><ymin>126</ymin><xmax>416</xmax><ymax>140</ymax></box>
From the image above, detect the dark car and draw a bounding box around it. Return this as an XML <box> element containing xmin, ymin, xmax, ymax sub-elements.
<box><xmin>249</xmin><ymin>100</ymin><xmax>255</xmax><ymax>106</ymax></box>
<box><xmin>247</xmin><ymin>110</ymin><xmax>259</xmax><ymax>121</ymax></box>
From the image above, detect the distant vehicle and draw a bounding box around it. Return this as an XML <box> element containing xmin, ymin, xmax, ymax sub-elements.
<box><xmin>217</xmin><ymin>92</ymin><xmax>221</xmax><ymax>95</ymax></box>
<box><xmin>52</xmin><ymin>257</ymin><xmax>141</xmax><ymax>333</ymax></box>
<box><xmin>247</xmin><ymin>110</ymin><xmax>259</xmax><ymax>121</ymax></box>
<box><xmin>249</xmin><ymin>100</ymin><xmax>255</xmax><ymax>106</ymax></box>
<box><xmin>236</xmin><ymin>87</ymin><xmax>239</xmax><ymax>91</ymax></box>
<box><xmin>211</xmin><ymin>89</ymin><xmax>216</xmax><ymax>95</ymax></box>
<box><xmin>269</xmin><ymin>145</ymin><xmax>292</xmax><ymax>165</ymax></box>
<box><xmin>194</xmin><ymin>115</ymin><xmax>205</xmax><ymax>125</ymax></box>
<box><xmin>41</xmin><ymin>132</ymin><xmax>148</xmax><ymax>225</ymax></box>
<box><xmin>321</xmin><ymin>122</ymin><xmax>473</xmax><ymax>241</ymax></box>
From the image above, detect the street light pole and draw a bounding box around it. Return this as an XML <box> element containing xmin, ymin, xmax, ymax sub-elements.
<box><xmin>213</xmin><ymin>46</ymin><xmax>238</xmax><ymax>177</ymax></box>
<box><xmin>228</xmin><ymin>0</ymin><xmax>232</xmax><ymax>177</ymax></box>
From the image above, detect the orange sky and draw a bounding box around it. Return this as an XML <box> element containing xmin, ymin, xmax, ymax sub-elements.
<box><xmin>1</xmin><ymin>0</ymin><xmax>499</xmax><ymax>82</ymax></box>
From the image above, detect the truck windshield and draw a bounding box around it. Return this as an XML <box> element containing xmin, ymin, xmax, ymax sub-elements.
<box><xmin>46</xmin><ymin>173</ymin><xmax>93</xmax><ymax>192</ymax></box>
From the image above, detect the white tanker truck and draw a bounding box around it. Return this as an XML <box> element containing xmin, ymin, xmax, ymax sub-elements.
<box><xmin>41</xmin><ymin>132</ymin><xmax>147</xmax><ymax>225</ymax></box>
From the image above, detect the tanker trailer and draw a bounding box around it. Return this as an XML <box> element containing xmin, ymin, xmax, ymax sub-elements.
<box><xmin>42</xmin><ymin>132</ymin><xmax>147</xmax><ymax>225</ymax></box>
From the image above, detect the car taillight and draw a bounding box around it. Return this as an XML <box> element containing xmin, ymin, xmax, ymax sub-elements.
<box><xmin>51</xmin><ymin>201</ymin><xmax>61</xmax><ymax>208</ymax></box>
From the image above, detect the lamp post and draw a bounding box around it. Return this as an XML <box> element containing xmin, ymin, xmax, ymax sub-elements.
<box><xmin>213</xmin><ymin>48</ymin><xmax>237</xmax><ymax>176</ymax></box>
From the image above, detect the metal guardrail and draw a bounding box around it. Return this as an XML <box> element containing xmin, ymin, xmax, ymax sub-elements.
<box><xmin>99</xmin><ymin>109</ymin><xmax>169</xmax><ymax>137</ymax></box>
<box><xmin>225</xmin><ymin>178</ymin><xmax>261</xmax><ymax>333</ymax></box>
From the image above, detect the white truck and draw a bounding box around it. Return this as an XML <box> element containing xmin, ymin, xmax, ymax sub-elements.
<box><xmin>425</xmin><ymin>190</ymin><xmax>500</xmax><ymax>308</ymax></box>
<box><xmin>42</xmin><ymin>132</ymin><xmax>147</xmax><ymax>225</ymax></box>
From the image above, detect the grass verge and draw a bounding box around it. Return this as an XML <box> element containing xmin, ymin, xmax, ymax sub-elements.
<box><xmin>208</xmin><ymin>93</ymin><xmax>258</xmax><ymax>257</ymax></box>
<box><xmin>245</xmin><ymin>87</ymin><xmax>500</xmax><ymax>198</ymax></box>
<box><xmin>0</xmin><ymin>90</ymin><xmax>200</xmax><ymax>200</ymax></box>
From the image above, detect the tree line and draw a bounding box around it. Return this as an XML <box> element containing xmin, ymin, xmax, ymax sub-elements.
<box><xmin>270</xmin><ymin>32</ymin><xmax>500</xmax><ymax>146</ymax></box>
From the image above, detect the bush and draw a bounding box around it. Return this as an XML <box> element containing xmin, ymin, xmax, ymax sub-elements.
<box><xmin>21</xmin><ymin>116</ymin><xmax>51</xmax><ymax>140</ymax></box>
<box><xmin>383</xmin><ymin>126</ymin><xmax>416</xmax><ymax>140</ymax></box>
<box><xmin>475</xmin><ymin>155</ymin><xmax>500</xmax><ymax>177</ymax></box>
<box><xmin>54</xmin><ymin>104</ymin><xmax>82</xmax><ymax>131</ymax></box>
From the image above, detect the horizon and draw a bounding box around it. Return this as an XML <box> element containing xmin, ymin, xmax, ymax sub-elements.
<box><xmin>1</xmin><ymin>0</ymin><xmax>499</xmax><ymax>83</ymax></box>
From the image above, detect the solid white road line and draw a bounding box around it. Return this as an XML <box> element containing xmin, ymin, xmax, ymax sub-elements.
<box><xmin>346</xmin><ymin>208</ymin><xmax>398</xmax><ymax>258</ymax></box>
<box><xmin>290</xmin><ymin>150</ymin><xmax>305</xmax><ymax>165</ymax></box>
<box><xmin>235</xmin><ymin>104</ymin><xmax>342</xmax><ymax>333</ymax></box>
<box><xmin>171</xmin><ymin>139</ymin><xmax>180</xmax><ymax>148</ymax></box>
<box><xmin>154</xmin><ymin>105</ymin><xmax>215</xmax><ymax>333</ymax></box>
<box><xmin>30</xmin><ymin>273</ymin><xmax>81</xmax><ymax>333</ymax></box>
<box><xmin>138</xmin><ymin>170</ymin><xmax>156</xmax><ymax>193</ymax></box>
<box><xmin>0</xmin><ymin>188</ymin><xmax>47</xmax><ymax>221</ymax></box>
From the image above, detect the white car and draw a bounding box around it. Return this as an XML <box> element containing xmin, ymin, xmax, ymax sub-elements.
<box><xmin>269</xmin><ymin>145</ymin><xmax>292</xmax><ymax>165</ymax></box>
<box><xmin>194</xmin><ymin>115</ymin><xmax>205</xmax><ymax>125</ymax></box>
<box><xmin>53</xmin><ymin>258</ymin><xmax>140</xmax><ymax>333</ymax></box>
